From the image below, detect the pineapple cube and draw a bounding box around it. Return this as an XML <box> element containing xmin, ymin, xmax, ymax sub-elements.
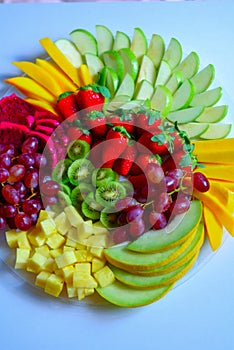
<box><xmin>35</xmin><ymin>245</ymin><xmax>50</xmax><ymax>258</ymax></box>
<box><xmin>73</xmin><ymin>271</ymin><xmax>97</xmax><ymax>289</ymax></box>
<box><xmin>28</xmin><ymin>226</ymin><xmax>46</xmax><ymax>247</ymax></box>
<box><xmin>44</xmin><ymin>273</ymin><xmax>64</xmax><ymax>297</ymax></box>
<box><xmin>77</xmin><ymin>288</ymin><xmax>86</xmax><ymax>301</ymax></box>
<box><xmin>17</xmin><ymin>231</ymin><xmax>31</xmax><ymax>249</ymax></box>
<box><xmin>15</xmin><ymin>248</ymin><xmax>31</xmax><ymax>269</ymax></box>
<box><xmin>35</xmin><ymin>271</ymin><xmax>51</xmax><ymax>289</ymax></box>
<box><xmin>75</xmin><ymin>262</ymin><xmax>91</xmax><ymax>274</ymax></box>
<box><xmin>50</xmin><ymin>248</ymin><xmax>63</xmax><ymax>258</ymax></box>
<box><xmin>92</xmin><ymin>221</ymin><xmax>108</xmax><ymax>235</ymax></box>
<box><xmin>88</xmin><ymin>246</ymin><xmax>104</xmax><ymax>259</ymax></box>
<box><xmin>78</xmin><ymin>220</ymin><xmax>94</xmax><ymax>239</ymax></box>
<box><xmin>5</xmin><ymin>229</ymin><xmax>18</xmax><ymax>248</ymax></box>
<box><xmin>92</xmin><ymin>257</ymin><xmax>106</xmax><ymax>273</ymax></box>
<box><xmin>44</xmin><ymin>257</ymin><xmax>56</xmax><ymax>273</ymax></box>
<box><xmin>94</xmin><ymin>266</ymin><xmax>115</xmax><ymax>288</ymax></box>
<box><xmin>85</xmin><ymin>288</ymin><xmax>95</xmax><ymax>297</ymax></box>
<box><xmin>40</xmin><ymin>218</ymin><xmax>57</xmax><ymax>237</ymax></box>
<box><xmin>55</xmin><ymin>250</ymin><xmax>77</xmax><ymax>269</ymax></box>
<box><xmin>62</xmin><ymin>265</ymin><xmax>75</xmax><ymax>284</ymax></box>
<box><xmin>64</xmin><ymin>206</ymin><xmax>84</xmax><ymax>227</ymax></box>
<box><xmin>36</xmin><ymin>209</ymin><xmax>52</xmax><ymax>225</ymax></box>
<box><xmin>67</xmin><ymin>227</ymin><xmax>79</xmax><ymax>244</ymax></box>
<box><xmin>46</xmin><ymin>232</ymin><xmax>65</xmax><ymax>249</ymax></box>
<box><xmin>26</xmin><ymin>252</ymin><xmax>47</xmax><ymax>273</ymax></box>
<box><xmin>54</xmin><ymin>212</ymin><xmax>71</xmax><ymax>235</ymax></box>
<box><xmin>66</xmin><ymin>285</ymin><xmax>77</xmax><ymax>298</ymax></box>
<box><xmin>74</xmin><ymin>249</ymin><xmax>87</xmax><ymax>262</ymax></box>
<box><xmin>86</xmin><ymin>234</ymin><xmax>108</xmax><ymax>248</ymax></box>
<box><xmin>63</xmin><ymin>246</ymin><xmax>75</xmax><ymax>252</ymax></box>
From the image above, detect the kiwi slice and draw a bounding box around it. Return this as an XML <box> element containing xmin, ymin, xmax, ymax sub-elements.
<box><xmin>120</xmin><ymin>180</ymin><xmax>134</xmax><ymax>197</ymax></box>
<box><xmin>68</xmin><ymin>159</ymin><xmax>94</xmax><ymax>186</ymax></box>
<box><xmin>70</xmin><ymin>183</ymin><xmax>94</xmax><ymax>207</ymax></box>
<box><xmin>60</xmin><ymin>183</ymin><xmax>72</xmax><ymax>196</ymax></box>
<box><xmin>92</xmin><ymin>167</ymin><xmax>117</xmax><ymax>187</ymax></box>
<box><xmin>52</xmin><ymin>159</ymin><xmax>73</xmax><ymax>184</ymax></box>
<box><xmin>95</xmin><ymin>180</ymin><xmax>126</xmax><ymax>208</ymax></box>
<box><xmin>100</xmin><ymin>209</ymin><xmax>119</xmax><ymax>229</ymax></box>
<box><xmin>81</xmin><ymin>193</ymin><xmax>102</xmax><ymax>220</ymax></box>
<box><xmin>57</xmin><ymin>190</ymin><xmax>72</xmax><ymax>208</ymax></box>
<box><xmin>67</xmin><ymin>139</ymin><xmax>90</xmax><ymax>161</ymax></box>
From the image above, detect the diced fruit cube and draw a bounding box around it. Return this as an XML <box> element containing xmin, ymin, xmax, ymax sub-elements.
<box><xmin>88</xmin><ymin>246</ymin><xmax>104</xmax><ymax>259</ymax></box>
<box><xmin>74</xmin><ymin>249</ymin><xmax>87</xmax><ymax>262</ymax></box>
<box><xmin>73</xmin><ymin>271</ymin><xmax>97</xmax><ymax>289</ymax></box>
<box><xmin>62</xmin><ymin>265</ymin><xmax>75</xmax><ymax>284</ymax></box>
<box><xmin>75</xmin><ymin>262</ymin><xmax>91</xmax><ymax>274</ymax></box>
<box><xmin>92</xmin><ymin>257</ymin><xmax>106</xmax><ymax>273</ymax></box>
<box><xmin>28</xmin><ymin>226</ymin><xmax>46</xmax><ymax>247</ymax></box>
<box><xmin>26</xmin><ymin>252</ymin><xmax>47</xmax><ymax>273</ymax></box>
<box><xmin>77</xmin><ymin>288</ymin><xmax>86</xmax><ymax>301</ymax></box>
<box><xmin>65</xmin><ymin>236</ymin><xmax>79</xmax><ymax>248</ymax></box>
<box><xmin>40</xmin><ymin>218</ymin><xmax>57</xmax><ymax>237</ymax></box>
<box><xmin>54</xmin><ymin>212</ymin><xmax>71</xmax><ymax>235</ymax></box>
<box><xmin>44</xmin><ymin>257</ymin><xmax>56</xmax><ymax>273</ymax></box>
<box><xmin>66</xmin><ymin>285</ymin><xmax>78</xmax><ymax>298</ymax></box>
<box><xmin>17</xmin><ymin>231</ymin><xmax>31</xmax><ymax>249</ymax></box>
<box><xmin>64</xmin><ymin>206</ymin><xmax>84</xmax><ymax>227</ymax></box>
<box><xmin>67</xmin><ymin>227</ymin><xmax>79</xmax><ymax>244</ymax></box>
<box><xmin>84</xmin><ymin>288</ymin><xmax>95</xmax><ymax>297</ymax></box>
<box><xmin>46</xmin><ymin>232</ymin><xmax>66</xmax><ymax>249</ymax></box>
<box><xmin>50</xmin><ymin>248</ymin><xmax>63</xmax><ymax>258</ymax></box>
<box><xmin>94</xmin><ymin>266</ymin><xmax>115</xmax><ymax>288</ymax></box>
<box><xmin>15</xmin><ymin>248</ymin><xmax>31</xmax><ymax>269</ymax></box>
<box><xmin>34</xmin><ymin>245</ymin><xmax>50</xmax><ymax>258</ymax></box>
<box><xmin>35</xmin><ymin>271</ymin><xmax>51</xmax><ymax>289</ymax></box>
<box><xmin>44</xmin><ymin>273</ymin><xmax>64</xmax><ymax>297</ymax></box>
<box><xmin>36</xmin><ymin>210</ymin><xmax>54</xmax><ymax>225</ymax></box>
<box><xmin>86</xmin><ymin>234</ymin><xmax>108</xmax><ymax>248</ymax></box>
<box><xmin>5</xmin><ymin>229</ymin><xmax>18</xmax><ymax>248</ymax></box>
<box><xmin>55</xmin><ymin>250</ymin><xmax>77</xmax><ymax>268</ymax></box>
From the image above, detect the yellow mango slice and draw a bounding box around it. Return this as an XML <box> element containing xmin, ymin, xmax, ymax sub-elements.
<box><xmin>193</xmin><ymin>138</ymin><xmax>234</xmax><ymax>164</ymax></box>
<box><xmin>39</xmin><ymin>37</ymin><xmax>81</xmax><ymax>86</ymax></box>
<box><xmin>208</xmin><ymin>181</ymin><xmax>234</xmax><ymax>213</ymax></box>
<box><xmin>25</xmin><ymin>98</ymin><xmax>59</xmax><ymax>116</ymax></box>
<box><xmin>195</xmin><ymin>165</ymin><xmax>234</xmax><ymax>182</ymax></box>
<box><xmin>194</xmin><ymin>138</ymin><xmax>234</xmax><ymax>152</ymax></box>
<box><xmin>12</xmin><ymin>61</ymin><xmax>63</xmax><ymax>97</ymax></box>
<box><xmin>78</xmin><ymin>64</ymin><xmax>93</xmax><ymax>85</ymax></box>
<box><xmin>203</xmin><ymin>205</ymin><xmax>223</xmax><ymax>251</ymax></box>
<box><xmin>5</xmin><ymin>76</ymin><xmax>56</xmax><ymax>104</ymax></box>
<box><xmin>193</xmin><ymin>189</ymin><xmax>234</xmax><ymax>236</ymax></box>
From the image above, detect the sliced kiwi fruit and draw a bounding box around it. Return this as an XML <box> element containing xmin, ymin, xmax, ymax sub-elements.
<box><xmin>57</xmin><ymin>190</ymin><xmax>72</xmax><ymax>208</ymax></box>
<box><xmin>68</xmin><ymin>159</ymin><xmax>94</xmax><ymax>186</ymax></box>
<box><xmin>60</xmin><ymin>183</ymin><xmax>72</xmax><ymax>196</ymax></box>
<box><xmin>92</xmin><ymin>167</ymin><xmax>117</xmax><ymax>187</ymax></box>
<box><xmin>100</xmin><ymin>209</ymin><xmax>119</xmax><ymax>229</ymax></box>
<box><xmin>67</xmin><ymin>140</ymin><xmax>90</xmax><ymax>161</ymax></box>
<box><xmin>120</xmin><ymin>180</ymin><xmax>134</xmax><ymax>197</ymax></box>
<box><xmin>81</xmin><ymin>193</ymin><xmax>102</xmax><ymax>220</ymax></box>
<box><xmin>70</xmin><ymin>183</ymin><xmax>94</xmax><ymax>207</ymax></box>
<box><xmin>95</xmin><ymin>180</ymin><xmax>126</xmax><ymax>208</ymax></box>
<box><xmin>52</xmin><ymin>159</ymin><xmax>73</xmax><ymax>184</ymax></box>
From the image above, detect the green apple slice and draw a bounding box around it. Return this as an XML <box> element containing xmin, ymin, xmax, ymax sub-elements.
<box><xmin>190</xmin><ymin>87</ymin><xmax>222</xmax><ymax>107</ymax></box>
<box><xmin>106</xmin><ymin>95</ymin><xmax>131</xmax><ymax>113</ymax></box>
<box><xmin>96</xmin><ymin>24</ymin><xmax>114</xmax><ymax>57</ymax></box>
<box><xmin>174</xmin><ymin>51</ymin><xmax>200</xmax><ymax>80</ymax></box>
<box><xmin>134</xmin><ymin>80</ymin><xmax>154</xmax><ymax>100</ymax></box>
<box><xmin>167</xmin><ymin>106</ymin><xmax>204</xmax><ymax>124</ymax></box>
<box><xmin>130</xmin><ymin>27</ymin><xmax>148</xmax><ymax>63</ymax></box>
<box><xmin>113</xmin><ymin>31</ymin><xmax>131</xmax><ymax>51</ymax></box>
<box><xmin>179</xmin><ymin>122</ymin><xmax>209</xmax><ymax>138</ymax></box>
<box><xmin>96</xmin><ymin>280</ymin><xmax>173</xmax><ymax>308</ymax></box>
<box><xmin>99</xmin><ymin>66</ymin><xmax>119</xmax><ymax>98</ymax></box>
<box><xmin>85</xmin><ymin>53</ymin><xmax>104</xmax><ymax>81</ymax></box>
<box><xmin>165</xmin><ymin>71</ymin><xmax>183</xmax><ymax>94</ymax></box>
<box><xmin>196</xmin><ymin>105</ymin><xmax>228</xmax><ymax>123</ymax></box>
<box><xmin>102</xmin><ymin>50</ymin><xmax>124</xmax><ymax>80</ymax></box>
<box><xmin>119</xmin><ymin>48</ymin><xmax>139</xmax><ymax>81</ymax></box>
<box><xmin>155</xmin><ymin>59</ymin><xmax>172</xmax><ymax>86</ymax></box>
<box><xmin>147</xmin><ymin>33</ymin><xmax>165</xmax><ymax>68</ymax></box>
<box><xmin>114</xmin><ymin>73</ymin><xmax>135</xmax><ymax>99</ymax></box>
<box><xmin>151</xmin><ymin>85</ymin><xmax>172</xmax><ymax>117</ymax></box>
<box><xmin>199</xmin><ymin>123</ymin><xmax>232</xmax><ymax>139</ymax></box>
<box><xmin>171</xmin><ymin>79</ymin><xmax>194</xmax><ymax>111</ymax></box>
<box><xmin>190</xmin><ymin>64</ymin><xmax>215</xmax><ymax>94</ymax></box>
<box><xmin>70</xmin><ymin>29</ymin><xmax>97</xmax><ymax>56</ymax></box>
<box><xmin>136</xmin><ymin>55</ymin><xmax>156</xmax><ymax>86</ymax></box>
<box><xmin>163</xmin><ymin>37</ymin><xmax>182</xmax><ymax>70</ymax></box>
<box><xmin>54</xmin><ymin>38</ymin><xmax>83</xmax><ymax>68</ymax></box>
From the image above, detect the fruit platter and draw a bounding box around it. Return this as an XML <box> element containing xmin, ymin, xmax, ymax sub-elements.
<box><xmin>0</xmin><ymin>25</ymin><xmax>234</xmax><ymax>308</ymax></box>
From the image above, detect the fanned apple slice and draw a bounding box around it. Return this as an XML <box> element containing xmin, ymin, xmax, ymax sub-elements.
<box><xmin>196</xmin><ymin>105</ymin><xmax>228</xmax><ymax>123</ymax></box>
<box><xmin>130</xmin><ymin>27</ymin><xmax>148</xmax><ymax>64</ymax></box>
<box><xmin>173</xmin><ymin>51</ymin><xmax>200</xmax><ymax>80</ymax></box>
<box><xmin>99</xmin><ymin>66</ymin><xmax>119</xmax><ymax>98</ymax></box>
<box><xmin>113</xmin><ymin>30</ymin><xmax>131</xmax><ymax>51</ymax></box>
<box><xmin>167</xmin><ymin>106</ymin><xmax>204</xmax><ymax>124</ymax></box>
<box><xmin>154</xmin><ymin>60</ymin><xmax>172</xmax><ymax>86</ymax></box>
<box><xmin>106</xmin><ymin>95</ymin><xmax>131</xmax><ymax>113</ymax></box>
<box><xmin>199</xmin><ymin>123</ymin><xmax>232</xmax><ymax>139</ymax></box>
<box><xmin>54</xmin><ymin>38</ymin><xmax>83</xmax><ymax>68</ymax></box>
<box><xmin>165</xmin><ymin>71</ymin><xmax>183</xmax><ymax>94</ymax></box>
<box><xmin>151</xmin><ymin>85</ymin><xmax>172</xmax><ymax>117</ymax></box>
<box><xmin>70</xmin><ymin>28</ymin><xmax>98</xmax><ymax>56</ymax></box>
<box><xmin>190</xmin><ymin>87</ymin><xmax>222</xmax><ymax>107</ymax></box>
<box><xmin>96</xmin><ymin>25</ymin><xmax>114</xmax><ymax>57</ymax></box>
<box><xmin>147</xmin><ymin>33</ymin><xmax>165</xmax><ymax>68</ymax></box>
<box><xmin>171</xmin><ymin>79</ymin><xmax>194</xmax><ymax>111</ymax></box>
<box><xmin>119</xmin><ymin>48</ymin><xmax>139</xmax><ymax>81</ymax></box>
<box><xmin>134</xmin><ymin>80</ymin><xmax>154</xmax><ymax>100</ymax></box>
<box><xmin>102</xmin><ymin>50</ymin><xmax>124</xmax><ymax>80</ymax></box>
<box><xmin>85</xmin><ymin>53</ymin><xmax>104</xmax><ymax>81</ymax></box>
<box><xmin>190</xmin><ymin>64</ymin><xmax>215</xmax><ymax>94</ymax></box>
<box><xmin>115</xmin><ymin>73</ymin><xmax>135</xmax><ymax>99</ymax></box>
<box><xmin>136</xmin><ymin>55</ymin><xmax>156</xmax><ymax>86</ymax></box>
<box><xmin>163</xmin><ymin>37</ymin><xmax>182</xmax><ymax>70</ymax></box>
<box><xmin>179</xmin><ymin>122</ymin><xmax>209</xmax><ymax>138</ymax></box>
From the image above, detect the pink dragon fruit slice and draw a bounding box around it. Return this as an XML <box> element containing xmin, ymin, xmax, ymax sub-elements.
<box><xmin>0</xmin><ymin>122</ymin><xmax>30</xmax><ymax>148</ymax></box>
<box><xmin>35</xmin><ymin>118</ymin><xmax>60</xmax><ymax>129</ymax></box>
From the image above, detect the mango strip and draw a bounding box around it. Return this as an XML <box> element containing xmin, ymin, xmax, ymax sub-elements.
<box><xmin>5</xmin><ymin>76</ymin><xmax>56</xmax><ymax>104</ymax></box>
<box><xmin>193</xmin><ymin>189</ymin><xmax>234</xmax><ymax>236</ymax></box>
<box><xmin>195</xmin><ymin>165</ymin><xmax>234</xmax><ymax>182</ymax></box>
<box><xmin>78</xmin><ymin>64</ymin><xmax>93</xmax><ymax>86</ymax></box>
<box><xmin>208</xmin><ymin>181</ymin><xmax>234</xmax><ymax>213</ymax></box>
<box><xmin>39</xmin><ymin>37</ymin><xmax>81</xmax><ymax>86</ymax></box>
<box><xmin>25</xmin><ymin>98</ymin><xmax>60</xmax><ymax>116</ymax></box>
<box><xmin>193</xmin><ymin>138</ymin><xmax>234</xmax><ymax>164</ymax></box>
<box><xmin>203</xmin><ymin>205</ymin><xmax>223</xmax><ymax>251</ymax></box>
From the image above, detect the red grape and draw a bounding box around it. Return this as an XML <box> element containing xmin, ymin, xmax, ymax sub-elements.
<box><xmin>170</xmin><ymin>195</ymin><xmax>191</xmax><ymax>215</ymax></box>
<box><xmin>149</xmin><ymin>211</ymin><xmax>167</xmax><ymax>229</ymax></box>
<box><xmin>3</xmin><ymin>145</ymin><xmax>17</xmax><ymax>157</ymax></box>
<box><xmin>14</xmin><ymin>212</ymin><xmax>32</xmax><ymax>231</ymax></box>
<box><xmin>117</xmin><ymin>212</ymin><xmax>128</xmax><ymax>226</ymax></box>
<box><xmin>126</xmin><ymin>205</ymin><xmax>144</xmax><ymax>223</ymax></box>
<box><xmin>21</xmin><ymin>137</ymin><xmax>39</xmax><ymax>154</ymax></box>
<box><xmin>0</xmin><ymin>216</ymin><xmax>7</xmax><ymax>230</ymax></box>
<box><xmin>24</xmin><ymin>168</ymin><xmax>39</xmax><ymax>189</ymax></box>
<box><xmin>43</xmin><ymin>196</ymin><xmax>58</xmax><ymax>206</ymax></box>
<box><xmin>154</xmin><ymin>192</ymin><xmax>171</xmax><ymax>213</ymax></box>
<box><xmin>40</xmin><ymin>180</ymin><xmax>60</xmax><ymax>196</ymax></box>
<box><xmin>8</xmin><ymin>164</ymin><xmax>26</xmax><ymax>183</ymax></box>
<box><xmin>2</xmin><ymin>184</ymin><xmax>20</xmax><ymax>205</ymax></box>
<box><xmin>129</xmin><ymin>218</ymin><xmax>145</xmax><ymax>238</ymax></box>
<box><xmin>165</xmin><ymin>175</ymin><xmax>179</xmax><ymax>192</ymax></box>
<box><xmin>33</xmin><ymin>153</ymin><xmax>47</xmax><ymax>168</ymax></box>
<box><xmin>0</xmin><ymin>153</ymin><xmax>12</xmax><ymax>168</ymax></box>
<box><xmin>115</xmin><ymin>197</ymin><xmax>137</xmax><ymax>212</ymax></box>
<box><xmin>146</xmin><ymin>163</ymin><xmax>164</xmax><ymax>184</ymax></box>
<box><xmin>1</xmin><ymin>204</ymin><xmax>17</xmax><ymax>218</ymax></box>
<box><xmin>18</xmin><ymin>153</ymin><xmax>35</xmax><ymax>168</ymax></box>
<box><xmin>193</xmin><ymin>172</ymin><xmax>210</xmax><ymax>192</ymax></box>
<box><xmin>14</xmin><ymin>181</ymin><xmax>28</xmax><ymax>200</ymax></box>
<box><xmin>112</xmin><ymin>227</ymin><xmax>129</xmax><ymax>244</ymax></box>
<box><xmin>22</xmin><ymin>199</ymin><xmax>42</xmax><ymax>215</ymax></box>
<box><xmin>0</xmin><ymin>167</ymin><xmax>9</xmax><ymax>182</ymax></box>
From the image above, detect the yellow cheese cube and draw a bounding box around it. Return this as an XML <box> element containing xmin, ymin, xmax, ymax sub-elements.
<box><xmin>64</xmin><ymin>206</ymin><xmax>84</xmax><ymax>227</ymax></box>
<box><xmin>74</xmin><ymin>249</ymin><xmax>87</xmax><ymax>262</ymax></box>
<box><xmin>75</xmin><ymin>262</ymin><xmax>91</xmax><ymax>274</ymax></box>
<box><xmin>5</xmin><ymin>229</ymin><xmax>18</xmax><ymax>248</ymax></box>
<box><xmin>62</xmin><ymin>265</ymin><xmax>75</xmax><ymax>284</ymax></box>
<box><xmin>26</xmin><ymin>252</ymin><xmax>47</xmax><ymax>273</ymax></box>
<box><xmin>15</xmin><ymin>248</ymin><xmax>31</xmax><ymax>269</ymax></box>
<box><xmin>73</xmin><ymin>271</ymin><xmax>97</xmax><ymax>289</ymax></box>
<box><xmin>54</xmin><ymin>212</ymin><xmax>71</xmax><ymax>235</ymax></box>
<box><xmin>46</xmin><ymin>232</ymin><xmax>65</xmax><ymax>249</ymax></box>
<box><xmin>92</xmin><ymin>257</ymin><xmax>106</xmax><ymax>273</ymax></box>
<box><xmin>50</xmin><ymin>248</ymin><xmax>63</xmax><ymax>258</ymax></box>
<box><xmin>88</xmin><ymin>246</ymin><xmax>104</xmax><ymax>259</ymax></box>
<box><xmin>55</xmin><ymin>250</ymin><xmax>77</xmax><ymax>268</ymax></box>
<box><xmin>28</xmin><ymin>226</ymin><xmax>46</xmax><ymax>247</ymax></box>
<box><xmin>94</xmin><ymin>266</ymin><xmax>115</xmax><ymax>288</ymax></box>
<box><xmin>40</xmin><ymin>218</ymin><xmax>57</xmax><ymax>237</ymax></box>
<box><xmin>35</xmin><ymin>245</ymin><xmax>50</xmax><ymax>258</ymax></box>
<box><xmin>44</xmin><ymin>273</ymin><xmax>64</xmax><ymax>297</ymax></box>
<box><xmin>35</xmin><ymin>271</ymin><xmax>51</xmax><ymax>288</ymax></box>
<box><xmin>17</xmin><ymin>231</ymin><xmax>31</xmax><ymax>249</ymax></box>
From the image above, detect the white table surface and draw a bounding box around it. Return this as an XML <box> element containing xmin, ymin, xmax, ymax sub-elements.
<box><xmin>1</xmin><ymin>1</ymin><xmax>234</xmax><ymax>350</ymax></box>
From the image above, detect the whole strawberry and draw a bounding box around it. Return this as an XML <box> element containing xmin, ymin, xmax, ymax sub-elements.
<box><xmin>57</xmin><ymin>91</ymin><xmax>78</xmax><ymax>120</ymax></box>
<box><xmin>76</xmin><ymin>84</ymin><xmax>110</xmax><ymax>112</ymax></box>
<box><xmin>85</xmin><ymin>110</ymin><xmax>107</xmax><ymax>138</ymax></box>
<box><xmin>113</xmin><ymin>141</ymin><xmax>137</xmax><ymax>176</ymax></box>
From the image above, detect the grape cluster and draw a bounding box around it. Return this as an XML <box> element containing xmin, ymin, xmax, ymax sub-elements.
<box><xmin>0</xmin><ymin>136</ymin><xmax>56</xmax><ymax>231</ymax></box>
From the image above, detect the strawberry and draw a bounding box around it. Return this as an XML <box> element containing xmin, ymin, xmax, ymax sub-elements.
<box><xmin>85</xmin><ymin>110</ymin><xmax>107</xmax><ymax>138</ymax></box>
<box><xmin>76</xmin><ymin>84</ymin><xmax>110</xmax><ymax>112</ymax></box>
<box><xmin>113</xmin><ymin>141</ymin><xmax>137</xmax><ymax>176</ymax></box>
<box><xmin>57</xmin><ymin>91</ymin><xmax>78</xmax><ymax>120</ymax></box>
<box><xmin>137</xmin><ymin>130</ymin><xmax>169</xmax><ymax>156</ymax></box>
<box><xmin>130</xmin><ymin>153</ymin><xmax>162</xmax><ymax>175</ymax></box>
<box><xmin>107</xmin><ymin>110</ymin><xmax>135</xmax><ymax>134</ymax></box>
<box><xmin>102</xmin><ymin>126</ymin><xmax>131</xmax><ymax>166</ymax></box>
<box><xmin>67</xmin><ymin>126</ymin><xmax>92</xmax><ymax>144</ymax></box>
<box><xmin>135</xmin><ymin>109</ymin><xmax>161</xmax><ymax>136</ymax></box>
